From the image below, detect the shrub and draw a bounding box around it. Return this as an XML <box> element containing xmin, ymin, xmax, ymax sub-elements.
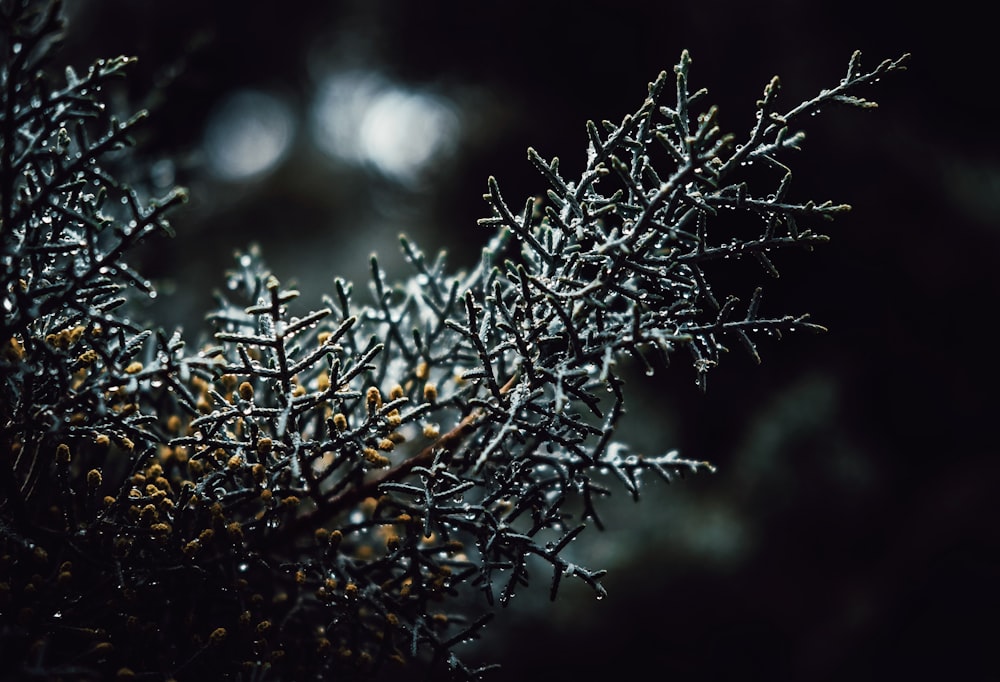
<box><xmin>0</xmin><ymin>1</ymin><xmax>907</xmax><ymax>679</ymax></box>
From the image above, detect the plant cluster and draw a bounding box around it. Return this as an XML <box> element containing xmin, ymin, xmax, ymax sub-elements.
<box><xmin>0</xmin><ymin>1</ymin><xmax>907</xmax><ymax>679</ymax></box>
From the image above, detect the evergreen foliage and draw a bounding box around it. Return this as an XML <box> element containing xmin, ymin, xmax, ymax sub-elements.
<box><xmin>0</xmin><ymin>1</ymin><xmax>907</xmax><ymax>678</ymax></box>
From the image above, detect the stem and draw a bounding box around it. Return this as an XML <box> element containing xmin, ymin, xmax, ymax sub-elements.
<box><xmin>285</xmin><ymin>374</ymin><xmax>519</xmax><ymax>537</ymax></box>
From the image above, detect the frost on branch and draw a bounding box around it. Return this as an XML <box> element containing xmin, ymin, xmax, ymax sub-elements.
<box><xmin>0</xmin><ymin>5</ymin><xmax>907</xmax><ymax>676</ymax></box>
<box><xmin>180</xmin><ymin>49</ymin><xmax>907</xmax><ymax>677</ymax></box>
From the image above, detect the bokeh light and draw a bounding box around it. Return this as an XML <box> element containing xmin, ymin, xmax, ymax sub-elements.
<box><xmin>311</xmin><ymin>70</ymin><xmax>460</xmax><ymax>185</ymax></box>
<box><xmin>203</xmin><ymin>90</ymin><xmax>296</xmax><ymax>181</ymax></box>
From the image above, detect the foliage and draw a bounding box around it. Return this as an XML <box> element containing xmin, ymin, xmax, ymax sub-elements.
<box><xmin>0</xmin><ymin>1</ymin><xmax>907</xmax><ymax>679</ymax></box>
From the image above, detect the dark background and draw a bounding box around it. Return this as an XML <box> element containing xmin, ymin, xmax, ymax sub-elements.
<box><xmin>56</xmin><ymin>1</ymin><xmax>997</xmax><ymax>679</ymax></box>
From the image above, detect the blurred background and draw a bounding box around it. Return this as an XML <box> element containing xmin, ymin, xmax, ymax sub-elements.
<box><xmin>57</xmin><ymin>0</ymin><xmax>996</xmax><ymax>679</ymax></box>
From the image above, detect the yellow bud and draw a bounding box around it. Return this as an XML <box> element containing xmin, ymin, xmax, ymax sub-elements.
<box><xmin>366</xmin><ymin>386</ymin><xmax>382</xmax><ymax>413</ymax></box>
<box><xmin>363</xmin><ymin>448</ymin><xmax>389</xmax><ymax>468</ymax></box>
<box><xmin>4</xmin><ymin>336</ymin><xmax>24</xmax><ymax>361</ymax></box>
<box><xmin>166</xmin><ymin>415</ymin><xmax>183</xmax><ymax>434</ymax></box>
<box><xmin>252</xmin><ymin>463</ymin><xmax>266</xmax><ymax>482</ymax></box>
<box><xmin>56</xmin><ymin>443</ymin><xmax>71</xmax><ymax>464</ymax></box>
<box><xmin>238</xmin><ymin>382</ymin><xmax>254</xmax><ymax>401</ymax></box>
